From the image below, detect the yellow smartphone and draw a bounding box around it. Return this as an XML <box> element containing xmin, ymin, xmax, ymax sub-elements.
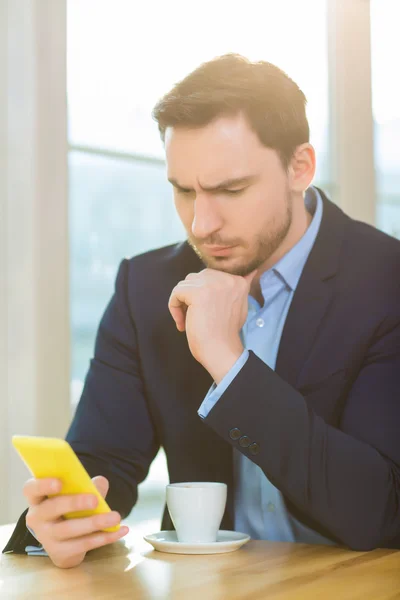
<box><xmin>12</xmin><ymin>435</ymin><xmax>120</xmax><ymax>533</ymax></box>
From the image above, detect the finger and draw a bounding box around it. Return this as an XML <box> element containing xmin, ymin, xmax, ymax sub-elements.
<box><xmin>169</xmin><ymin>281</ymin><xmax>202</xmax><ymax>308</ymax></box>
<box><xmin>31</xmin><ymin>493</ymin><xmax>99</xmax><ymax>523</ymax></box>
<box><xmin>53</xmin><ymin>526</ymin><xmax>129</xmax><ymax>559</ymax></box>
<box><xmin>52</xmin><ymin>511</ymin><xmax>121</xmax><ymax>541</ymax></box>
<box><xmin>92</xmin><ymin>476</ymin><xmax>109</xmax><ymax>499</ymax></box>
<box><xmin>169</xmin><ymin>304</ymin><xmax>187</xmax><ymax>332</ymax></box>
<box><xmin>168</xmin><ymin>284</ymin><xmax>196</xmax><ymax>331</ymax></box>
<box><xmin>23</xmin><ymin>478</ymin><xmax>62</xmax><ymax>506</ymax></box>
<box><xmin>185</xmin><ymin>272</ymin><xmax>204</xmax><ymax>282</ymax></box>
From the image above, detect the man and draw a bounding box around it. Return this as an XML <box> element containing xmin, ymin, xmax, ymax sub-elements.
<box><xmin>4</xmin><ymin>54</ymin><xmax>400</xmax><ymax>568</ymax></box>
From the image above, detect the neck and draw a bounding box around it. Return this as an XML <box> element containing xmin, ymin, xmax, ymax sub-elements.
<box><xmin>250</xmin><ymin>193</ymin><xmax>312</xmax><ymax>301</ymax></box>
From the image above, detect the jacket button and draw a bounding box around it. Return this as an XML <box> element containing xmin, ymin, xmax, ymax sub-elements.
<box><xmin>239</xmin><ymin>436</ymin><xmax>251</xmax><ymax>448</ymax></box>
<box><xmin>249</xmin><ymin>443</ymin><xmax>260</xmax><ymax>455</ymax></box>
<box><xmin>229</xmin><ymin>428</ymin><xmax>242</xmax><ymax>441</ymax></box>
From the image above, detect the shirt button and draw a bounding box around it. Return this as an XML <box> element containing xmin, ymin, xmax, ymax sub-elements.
<box><xmin>267</xmin><ymin>502</ymin><xmax>276</xmax><ymax>513</ymax></box>
<box><xmin>256</xmin><ymin>318</ymin><xmax>265</xmax><ymax>328</ymax></box>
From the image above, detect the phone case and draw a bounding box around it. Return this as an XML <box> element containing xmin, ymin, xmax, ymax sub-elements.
<box><xmin>12</xmin><ymin>435</ymin><xmax>120</xmax><ymax>532</ymax></box>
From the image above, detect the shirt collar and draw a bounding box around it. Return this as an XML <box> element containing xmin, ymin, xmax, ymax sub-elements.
<box><xmin>259</xmin><ymin>186</ymin><xmax>323</xmax><ymax>294</ymax></box>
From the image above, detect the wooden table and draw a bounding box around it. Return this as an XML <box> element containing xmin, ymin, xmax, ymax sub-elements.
<box><xmin>1</xmin><ymin>523</ymin><xmax>400</xmax><ymax>599</ymax></box>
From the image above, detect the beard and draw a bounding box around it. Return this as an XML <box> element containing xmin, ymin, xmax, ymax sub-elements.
<box><xmin>187</xmin><ymin>189</ymin><xmax>293</xmax><ymax>277</ymax></box>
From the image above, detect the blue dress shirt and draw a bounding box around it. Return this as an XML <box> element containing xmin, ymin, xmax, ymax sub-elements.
<box><xmin>199</xmin><ymin>187</ymin><xmax>335</xmax><ymax>545</ymax></box>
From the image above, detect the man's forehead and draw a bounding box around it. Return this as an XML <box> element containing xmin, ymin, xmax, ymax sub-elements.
<box><xmin>164</xmin><ymin>115</ymin><xmax>265</xmax><ymax>160</ymax></box>
<box><xmin>165</xmin><ymin>121</ymin><xmax>280</xmax><ymax>188</ymax></box>
<box><xmin>166</xmin><ymin>146</ymin><xmax>254</xmax><ymax>185</ymax></box>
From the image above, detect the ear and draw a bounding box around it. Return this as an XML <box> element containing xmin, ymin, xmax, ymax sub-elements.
<box><xmin>287</xmin><ymin>143</ymin><xmax>316</xmax><ymax>193</ymax></box>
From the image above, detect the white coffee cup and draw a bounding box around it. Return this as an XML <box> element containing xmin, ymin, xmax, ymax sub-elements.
<box><xmin>166</xmin><ymin>482</ymin><xmax>227</xmax><ymax>543</ymax></box>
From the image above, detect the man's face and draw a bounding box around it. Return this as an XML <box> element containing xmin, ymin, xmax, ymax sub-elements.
<box><xmin>165</xmin><ymin>113</ymin><xmax>293</xmax><ymax>276</ymax></box>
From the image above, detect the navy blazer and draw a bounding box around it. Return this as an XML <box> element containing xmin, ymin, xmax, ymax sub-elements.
<box><xmin>4</xmin><ymin>190</ymin><xmax>400</xmax><ymax>554</ymax></box>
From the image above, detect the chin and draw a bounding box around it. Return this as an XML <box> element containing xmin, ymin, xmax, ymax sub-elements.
<box><xmin>206</xmin><ymin>256</ymin><xmax>254</xmax><ymax>277</ymax></box>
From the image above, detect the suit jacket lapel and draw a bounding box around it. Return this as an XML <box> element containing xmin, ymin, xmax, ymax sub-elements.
<box><xmin>275</xmin><ymin>192</ymin><xmax>350</xmax><ymax>388</ymax></box>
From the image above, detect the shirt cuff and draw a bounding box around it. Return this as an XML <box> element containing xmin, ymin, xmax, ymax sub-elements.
<box><xmin>25</xmin><ymin>545</ymin><xmax>48</xmax><ymax>556</ymax></box>
<box><xmin>26</xmin><ymin>525</ymin><xmax>48</xmax><ymax>556</ymax></box>
<box><xmin>198</xmin><ymin>350</ymin><xmax>249</xmax><ymax>419</ymax></box>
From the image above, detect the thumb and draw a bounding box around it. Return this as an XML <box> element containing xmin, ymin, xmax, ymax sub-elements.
<box><xmin>92</xmin><ymin>475</ymin><xmax>109</xmax><ymax>499</ymax></box>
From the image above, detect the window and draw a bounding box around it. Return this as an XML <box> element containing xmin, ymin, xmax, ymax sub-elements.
<box><xmin>371</xmin><ymin>0</ymin><xmax>400</xmax><ymax>238</ymax></box>
<box><xmin>69</xmin><ymin>151</ymin><xmax>184</xmax><ymax>386</ymax></box>
<box><xmin>67</xmin><ymin>0</ymin><xmax>330</xmax><ymax>527</ymax></box>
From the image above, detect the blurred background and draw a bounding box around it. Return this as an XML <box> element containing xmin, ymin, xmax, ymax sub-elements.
<box><xmin>1</xmin><ymin>0</ymin><xmax>399</xmax><ymax>533</ymax></box>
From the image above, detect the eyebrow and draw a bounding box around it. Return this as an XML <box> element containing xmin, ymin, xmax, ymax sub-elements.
<box><xmin>168</xmin><ymin>175</ymin><xmax>258</xmax><ymax>192</ymax></box>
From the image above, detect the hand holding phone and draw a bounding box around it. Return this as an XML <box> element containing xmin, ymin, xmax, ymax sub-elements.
<box><xmin>12</xmin><ymin>435</ymin><xmax>129</xmax><ymax>569</ymax></box>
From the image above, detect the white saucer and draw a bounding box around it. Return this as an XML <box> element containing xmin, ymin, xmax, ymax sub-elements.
<box><xmin>143</xmin><ymin>530</ymin><xmax>250</xmax><ymax>555</ymax></box>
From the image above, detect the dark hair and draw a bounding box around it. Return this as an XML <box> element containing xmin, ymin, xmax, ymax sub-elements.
<box><xmin>152</xmin><ymin>53</ymin><xmax>309</xmax><ymax>168</ymax></box>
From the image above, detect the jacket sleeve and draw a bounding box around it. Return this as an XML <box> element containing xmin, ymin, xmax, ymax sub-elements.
<box><xmin>202</xmin><ymin>318</ymin><xmax>400</xmax><ymax>551</ymax></box>
<box><xmin>66</xmin><ymin>258</ymin><xmax>159</xmax><ymax>517</ymax></box>
<box><xmin>2</xmin><ymin>259</ymin><xmax>159</xmax><ymax>555</ymax></box>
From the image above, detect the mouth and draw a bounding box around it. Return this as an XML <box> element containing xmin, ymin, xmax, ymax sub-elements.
<box><xmin>202</xmin><ymin>245</ymin><xmax>237</xmax><ymax>257</ymax></box>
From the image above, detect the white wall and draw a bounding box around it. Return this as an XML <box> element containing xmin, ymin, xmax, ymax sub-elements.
<box><xmin>0</xmin><ymin>0</ymin><xmax>71</xmax><ymax>525</ymax></box>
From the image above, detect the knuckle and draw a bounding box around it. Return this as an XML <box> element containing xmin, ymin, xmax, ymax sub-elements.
<box><xmin>79</xmin><ymin>537</ymin><xmax>96</xmax><ymax>554</ymax></box>
<box><xmin>66</xmin><ymin>494</ymin><xmax>79</xmax><ymax>509</ymax></box>
<box><xmin>51</xmin><ymin>498</ymin><xmax>66</xmax><ymax>517</ymax></box>
<box><xmin>92</xmin><ymin>534</ymin><xmax>105</xmax><ymax>549</ymax></box>
<box><xmin>90</xmin><ymin>515</ymin><xmax>103</xmax><ymax>532</ymax></box>
<box><xmin>81</xmin><ymin>537</ymin><xmax>94</xmax><ymax>552</ymax></box>
<box><xmin>88</xmin><ymin>516</ymin><xmax>98</xmax><ymax>531</ymax></box>
<box><xmin>73</xmin><ymin>495</ymin><xmax>85</xmax><ymax>511</ymax></box>
<box><xmin>50</xmin><ymin>496</ymin><xmax>70</xmax><ymax>520</ymax></box>
<box><xmin>97</xmin><ymin>512</ymin><xmax>113</xmax><ymax>526</ymax></box>
<box><xmin>53</xmin><ymin>520</ymin><xmax>73</xmax><ymax>542</ymax></box>
<box><xmin>49</xmin><ymin>495</ymin><xmax>64</xmax><ymax>515</ymax></box>
<box><xmin>91</xmin><ymin>533</ymin><xmax>104</xmax><ymax>547</ymax></box>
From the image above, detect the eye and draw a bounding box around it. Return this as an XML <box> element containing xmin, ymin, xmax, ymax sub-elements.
<box><xmin>225</xmin><ymin>188</ymin><xmax>246</xmax><ymax>196</ymax></box>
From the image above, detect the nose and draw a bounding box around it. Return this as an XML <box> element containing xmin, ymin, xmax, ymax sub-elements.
<box><xmin>191</xmin><ymin>193</ymin><xmax>223</xmax><ymax>240</ymax></box>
